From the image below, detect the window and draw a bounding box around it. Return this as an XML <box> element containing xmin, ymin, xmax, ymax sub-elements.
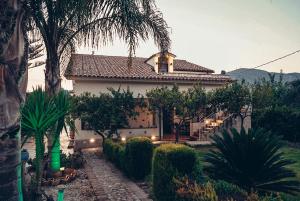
<box><xmin>81</xmin><ymin>120</ymin><xmax>93</xmax><ymax>130</ymax></box>
<box><xmin>158</xmin><ymin>56</ymin><xmax>168</xmax><ymax>73</ymax></box>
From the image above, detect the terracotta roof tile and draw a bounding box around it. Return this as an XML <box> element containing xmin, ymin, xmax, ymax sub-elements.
<box><xmin>65</xmin><ymin>54</ymin><xmax>232</xmax><ymax>83</ymax></box>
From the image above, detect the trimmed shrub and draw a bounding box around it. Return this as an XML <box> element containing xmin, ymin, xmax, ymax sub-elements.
<box><xmin>152</xmin><ymin>144</ymin><xmax>197</xmax><ymax>201</ymax></box>
<box><xmin>124</xmin><ymin>137</ymin><xmax>153</xmax><ymax>179</ymax></box>
<box><xmin>103</xmin><ymin>139</ymin><xmax>125</xmax><ymax>168</ymax></box>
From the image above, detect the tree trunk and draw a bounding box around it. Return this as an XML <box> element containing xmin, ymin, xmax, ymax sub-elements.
<box><xmin>0</xmin><ymin>0</ymin><xmax>27</xmax><ymax>200</ymax></box>
<box><xmin>158</xmin><ymin>109</ymin><xmax>162</xmax><ymax>140</ymax></box>
<box><xmin>50</xmin><ymin>136</ymin><xmax>60</xmax><ymax>172</ymax></box>
<box><xmin>45</xmin><ymin>53</ymin><xmax>61</xmax><ymax>96</ymax></box>
<box><xmin>45</xmin><ymin>52</ymin><xmax>61</xmax><ymax>172</ymax></box>
<box><xmin>175</xmin><ymin>124</ymin><xmax>180</xmax><ymax>143</ymax></box>
<box><xmin>96</xmin><ymin>130</ymin><xmax>106</xmax><ymax>146</ymax></box>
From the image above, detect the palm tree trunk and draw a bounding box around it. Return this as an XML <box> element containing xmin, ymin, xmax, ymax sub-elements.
<box><xmin>0</xmin><ymin>0</ymin><xmax>27</xmax><ymax>200</ymax></box>
<box><xmin>34</xmin><ymin>133</ymin><xmax>44</xmax><ymax>200</ymax></box>
<box><xmin>45</xmin><ymin>51</ymin><xmax>62</xmax><ymax>172</ymax></box>
<box><xmin>50</xmin><ymin>136</ymin><xmax>60</xmax><ymax>172</ymax></box>
<box><xmin>45</xmin><ymin>52</ymin><xmax>61</xmax><ymax>96</ymax></box>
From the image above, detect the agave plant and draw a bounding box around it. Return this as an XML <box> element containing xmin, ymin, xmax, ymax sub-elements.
<box><xmin>21</xmin><ymin>88</ymin><xmax>65</xmax><ymax>197</ymax></box>
<box><xmin>204</xmin><ymin>128</ymin><xmax>300</xmax><ymax>195</ymax></box>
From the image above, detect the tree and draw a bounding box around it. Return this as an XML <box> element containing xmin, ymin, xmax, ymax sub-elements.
<box><xmin>147</xmin><ymin>85</ymin><xmax>207</xmax><ymax>143</ymax></box>
<box><xmin>284</xmin><ymin>80</ymin><xmax>300</xmax><ymax>109</ymax></box>
<box><xmin>210</xmin><ymin>81</ymin><xmax>251</xmax><ymax>128</ymax></box>
<box><xmin>74</xmin><ymin>88</ymin><xmax>142</xmax><ymax>143</ymax></box>
<box><xmin>24</xmin><ymin>0</ymin><xmax>171</xmax><ymax>96</ymax></box>
<box><xmin>204</xmin><ymin>128</ymin><xmax>300</xmax><ymax>195</ymax></box>
<box><xmin>0</xmin><ymin>0</ymin><xmax>28</xmax><ymax>200</ymax></box>
<box><xmin>146</xmin><ymin>86</ymin><xmax>177</xmax><ymax>140</ymax></box>
<box><xmin>173</xmin><ymin>85</ymin><xmax>207</xmax><ymax>143</ymax></box>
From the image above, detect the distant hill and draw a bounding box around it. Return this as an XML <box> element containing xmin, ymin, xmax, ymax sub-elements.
<box><xmin>226</xmin><ymin>68</ymin><xmax>300</xmax><ymax>84</ymax></box>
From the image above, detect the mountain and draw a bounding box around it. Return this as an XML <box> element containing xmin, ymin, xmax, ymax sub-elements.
<box><xmin>226</xmin><ymin>68</ymin><xmax>300</xmax><ymax>83</ymax></box>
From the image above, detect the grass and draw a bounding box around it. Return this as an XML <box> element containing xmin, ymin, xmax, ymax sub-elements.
<box><xmin>281</xmin><ymin>147</ymin><xmax>300</xmax><ymax>181</ymax></box>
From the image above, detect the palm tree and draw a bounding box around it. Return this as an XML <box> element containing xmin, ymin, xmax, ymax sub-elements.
<box><xmin>0</xmin><ymin>0</ymin><xmax>28</xmax><ymax>200</ymax></box>
<box><xmin>24</xmin><ymin>0</ymin><xmax>171</xmax><ymax>96</ymax></box>
<box><xmin>204</xmin><ymin>128</ymin><xmax>300</xmax><ymax>195</ymax></box>
<box><xmin>23</xmin><ymin>0</ymin><xmax>171</xmax><ymax>168</ymax></box>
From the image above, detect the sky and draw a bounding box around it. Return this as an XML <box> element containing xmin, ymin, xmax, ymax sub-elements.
<box><xmin>28</xmin><ymin>0</ymin><xmax>300</xmax><ymax>90</ymax></box>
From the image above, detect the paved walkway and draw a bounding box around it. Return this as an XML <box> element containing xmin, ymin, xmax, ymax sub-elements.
<box><xmin>82</xmin><ymin>149</ymin><xmax>152</xmax><ymax>201</ymax></box>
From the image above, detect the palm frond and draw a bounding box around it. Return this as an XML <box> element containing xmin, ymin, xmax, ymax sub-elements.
<box><xmin>204</xmin><ymin>128</ymin><xmax>300</xmax><ymax>195</ymax></box>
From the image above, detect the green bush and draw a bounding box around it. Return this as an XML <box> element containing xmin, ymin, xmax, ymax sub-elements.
<box><xmin>174</xmin><ymin>177</ymin><xmax>218</xmax><ymax>201</ymax></box>
<box><xmin>152</xmin><ymin>144</ymin><xmax>198</xmax><ymax>201</ymax></box>
<box><xmin>103</xmin><ymin>139</ymin><xmax>125</xmax><ymax>168</ymax></box>
<box><xmin>124</xmin><ymin>137</ymin><xmax>153</xmax><ymax>180</ymax></box>
<box><xmin>103</xmin><ymin>137</ymin><xmax>153</xmax><ymax>179</ymax></box>
<box><xmin>213</xmin><ymin>180</ymin><xmax>247</xmax><ymax>201</ymax></box>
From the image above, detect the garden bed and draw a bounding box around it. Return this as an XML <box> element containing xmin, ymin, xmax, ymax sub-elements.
<box><xmin>43</xmin><ymin>168</ymin><xmax>97</xmax><ymax>201</ymax></box>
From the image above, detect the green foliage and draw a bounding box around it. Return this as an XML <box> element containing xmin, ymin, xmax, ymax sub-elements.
<box><xmin>124</xmin><ymin>137</ymin><xmax>153</xmax><ymax>180</ymax></box>
<box><xmin>209</xmin><ymin>81</ymin><xmax>251</xmax><ymax>125</ymax></box>
<box><xmin>74</xmin><ymin>88</ymin><xmax>143</xmax><ymax>138</ymax></box>
<box><xmin>103</xmin><ymin>137</ymin><xmax>153</xmax><ymax>179</ymax></box>
<box><xmin>29</xmin><ymin>151</ymin><xmax>85</xmax><ymax>170</ymax></box>
<box><xmin>24</xmin><ymin>0</ymin><xmax>170</xmax><ymax>96</ymax></box>
<box><xmin>60</xmin><ymin>151</ymin><xmax>85</xmax><ymax>169</ymax></box>
<box><xmin>21</xmin><ymin>88</ymin><xmax>65</xmax><ymax>192</ymax></box>
<box><xmin>103</xmin><ymin>139</ymin><xmax>125</xmax><ymax>166</ymax></box>
<box><xmin>251</xmin><ymin>78</ymin><xmax>300</xmax><ymax>143</ymax></box>
<box><xmin>152</xmin><ymin>144</ymin><xmax>198</xmax><ymax>201</ymax></box>
<box><xmin>174</xmin><ymin>177</ymin><xmax>218</xmax><ymax>201</ymax></box>
<box><xmin>212</xmin><ymin>180</ymin><xmax>247</xmax><ymax>201</ymax></box>
<box><xmin>204</xmin><ymin>128</ymin><xmax>300</xmax><ymax>195</ymax></box>
<box><xmin>253</xmin><ymin>106</ymin><xmax>300</xmax><ymax>142</ymax></box>
<box><xmin>147</xmin><ymin>84</ymin><xmax>207</xmax><ymax>141</ymax></box>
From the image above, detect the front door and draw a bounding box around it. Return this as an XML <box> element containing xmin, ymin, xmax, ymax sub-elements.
<box><xmin>163</xmin><ymin>109</ymin><xmax>173</xmax><ymax>135</ymax></box>
<box><xmin>179</xmin><ymin>122</ymin><xmax>190</xmax><ymax>136</ymax></box>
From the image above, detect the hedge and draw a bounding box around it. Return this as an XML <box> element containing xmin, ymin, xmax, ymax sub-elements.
<box><xmin>152</xmin><ymin>144</ymin><xmax>198</xmax><ymax>201</ymax></box>
<box><xmin>103</xmin><ymin>137</ymin><xmax>153</xmax><ymax>179</ymax></box>
<box><xmin>125</xmin><ymin>137</ymin><xmax>153</xmax><ymax>179</ymax></box>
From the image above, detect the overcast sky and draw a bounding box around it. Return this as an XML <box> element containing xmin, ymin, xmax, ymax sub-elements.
<box><xmin>28</xmin><ymin>0</ymin><xmax>300</xmax><ymax>90</ymax></box>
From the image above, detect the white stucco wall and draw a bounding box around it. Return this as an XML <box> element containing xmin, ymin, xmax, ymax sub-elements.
<box><xmin>72</xmin><ymin>79</ymin><xmax>226</xmax><ymax>140</ymax></box>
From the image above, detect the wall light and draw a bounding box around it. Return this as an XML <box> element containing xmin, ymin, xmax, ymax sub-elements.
<box><xmin>151</xmin><ymin>135</ymin><xmax>156</xmax><ymax>141</ymax></box>
<box><xmin>121</xmin><ymin>137</ymin><xmax>126</xmax><ymax>142</ymax></box>
<box><xmin>89</xmin><ymin>138</ymin><xmax>95</xmax><ymax>143</ymax></box>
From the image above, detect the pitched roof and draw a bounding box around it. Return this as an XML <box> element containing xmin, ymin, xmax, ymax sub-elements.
<box><xmin>65</xmin><ymin>54</ymin><xmax>232</xmax><ymax>84</ymax></box>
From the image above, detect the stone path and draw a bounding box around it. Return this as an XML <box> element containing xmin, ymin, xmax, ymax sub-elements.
<box><xmin>83</xmin><ymin>149</ymin><xmax>152</xmax><ymax>201</ymax></box>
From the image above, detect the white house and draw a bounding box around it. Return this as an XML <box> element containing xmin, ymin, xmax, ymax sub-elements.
<box><xmin>65</xmin><ymin>52</ymin><xmax>234</xmax><ymax>148</ymax></box>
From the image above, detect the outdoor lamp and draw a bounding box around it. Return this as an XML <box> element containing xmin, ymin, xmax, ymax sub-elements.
<box><xmin>89</xmin><ymin>138</ymin><xmax>95</xmax><ymax>143</ymax></box>
<box><xmin>151</xmin><ymin>135</ymin><xmax>156</xmax><ymax>141</ymax></box>
<box><xmin>121</xmin><ymin>137</ymin><xmax>126</xmax><ymax>142</ymax></box>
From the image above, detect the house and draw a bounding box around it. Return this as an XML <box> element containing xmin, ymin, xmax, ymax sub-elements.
<box><xmin>65</xmin><ymin>52</ymin><xmax>236</xmax><ymax>148</ymax></box>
